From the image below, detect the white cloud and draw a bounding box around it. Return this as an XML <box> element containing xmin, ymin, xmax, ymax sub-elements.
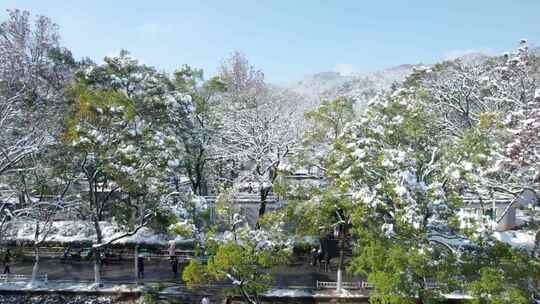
<box><xmin>334</xmin><ymin>63</ymin><xmax>356</xmax><ymax>76</ymax></box>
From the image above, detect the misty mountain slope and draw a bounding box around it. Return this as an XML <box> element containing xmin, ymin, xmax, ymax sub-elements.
<box><xmin>289</xmin><ymin>64</ymin><xmax>420</xmax><ymax>110</ymax></box>
<box><xmin>288</xmin><ymin>46</ymin><xmax>540</xmax><ymax>111</ymax></box>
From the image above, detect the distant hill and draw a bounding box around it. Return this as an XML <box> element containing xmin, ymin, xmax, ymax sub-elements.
<box><xmin>288</xmin><ymin>47</ymin><xmax>540</xmax><ymax>111</ymax></box>
<box><xmin>288</xmin><ymin>64</ymin><xmax>420</xmax><ymax>109</ymax></box>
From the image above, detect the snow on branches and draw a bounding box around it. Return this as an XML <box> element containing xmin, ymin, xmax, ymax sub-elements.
<box><xmin>332</xmin><ymin>89</ymin><xmax>466</xmax><ymax>250</ymax></box>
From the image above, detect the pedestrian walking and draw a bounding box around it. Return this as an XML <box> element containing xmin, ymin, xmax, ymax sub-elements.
<box><xmin>62</xmin><ymin>243</ymin><xmax>71</xmax><ymax>263</ymax></box>
<box><xmin>168</xmin><ymin>240</ymin><xmax>176</xmax><ymax>258</ymax></box>
<box><xmin>310</xmin><ymin>247</ymin><xmax>318</xmax><ymax>266</ymax></box>
<box><xmin>168</xmin><ymin>240</ymin><xmax>178</xmax><ymax>277</ymax></box>
<box><xmin>170</xmin><ymin>256</ymin><xmax>178</xmax><ymax>277</ymax></box>
<box><xmin>137</xmin><ymin>254</ymin><xmax>145</xmax><ymax>279</ymax></box>
<box><xmin>3</xmin><ymin>249</ymin><xmax>11</xmax><ymax>274</ymax></box>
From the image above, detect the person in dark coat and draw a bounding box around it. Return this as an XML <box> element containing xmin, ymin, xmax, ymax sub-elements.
<box><xmin>3</xmin><ymin>249</ymin><xmax>11</xmax><ymax>274</ymax></box>
<box><xmin>137</xmin><ymin>255</ymin><xmax>145</xmax><ymax>279</ymax></box>
<box><xmin>171</xmin><ymin>256</ymin><xmax>178</xmax><ymax>277</ymax></box>
<box><xmin>62</xmin><ymin>244</ymin><xmax>71</xmax><ymax>262</ymax></box>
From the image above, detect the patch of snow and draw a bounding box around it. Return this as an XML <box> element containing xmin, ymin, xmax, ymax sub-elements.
<box><xmin>443</xmin><ymin>292</ymin><xmax>474</xmax><ymax>300</ymax></box>
<box><xmin>493</xmin><ymin>230</ymin><xmax>535</xmax><ymax>250</ymax></box>
<box><xmin>265</xmin><ymin>288</ymin><xmax>312</xmax><ymax>297</ymax></box>
<box><xmin>3</xmin><ymin>220</ymin><xmax>175</xmax><ymax>245</ymax></box>
<box><xmin>0</xmin><ymin>281</ymin><xmax>142</xmax><ymax>293</ymax></box>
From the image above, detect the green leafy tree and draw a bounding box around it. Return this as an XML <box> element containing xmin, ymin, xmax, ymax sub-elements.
<box><xmin>464</xmin><ymin>242</ymin><xmax>535</xmax><ymax>304</ymax></box>
<box><xmin>298</xmin><ymin>96</ymin><xmax>355</xmax><ymax>175</ymax></box>
<box><xmin>182</xmin><ymin>190</ymin><xmax>291</xmax><ymax>304</ymax></box>
<box><xmin>64</xmin><ymin>51</ymin><xmax>186</xmax><ymax>285</ymax></box>
<box><xmin>284</xmin><ymin>97</ymin><xmax>355</xmax><ymax>293</ymax></box>
<box><xmin>323</xmin><ymin>89</ymin><xmax>467</xmax><ymax>302</ymax></box>
<box><xmin>171</xmin><ymin>65</ymin><xmax>225</xmax><ymax>195</ymax></box>
<box><xmin>185</xmin><ymin>241</ymin><xmax>277</xmax><ymax>304</ymax></box>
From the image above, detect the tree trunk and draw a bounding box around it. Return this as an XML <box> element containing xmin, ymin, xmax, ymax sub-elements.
<box><xmin>195</xmin><ymin>164</ymin><xmax>203</xmax><ymax>196</ymax></box>
<box><xmin>0</xmin><ymin>205</ymin><xmax>9</xmax><ymax>247</ymax></box>
<box><xmin>134</xmin><ymin>245</ymin><xmax>139</xmax><ymax>284</ymax></box>
<box><xmin>30</xmin><ymin>221</ymin><xmax>41</xmax><ymax>287</ymax></box>
<box><xmin>240</xmin><ymin>283</ymin><xmax>258</xmax><ymax>304</ymax></box>
<box><xmin>416</xmin><ymin>282</ymin><xmax>426</xmax><ymax>304</ymax></box>
<box><xmin>93</xmin><ymin>253</ymin><xmax>101</xmax><ymax>286</ymax></box>
<box><xmin>200</xmin><ymin>178</ymin><xmax>208</xmax><ymax>196</ymax></box>
<box><xmin>256</xmin><ymin>188</ymin><xmax>270</xmax><ymax>229</ymax></box>
<box><xmin>337</xmin><ymin>227</ymin><xmax>345</xmax><ymax>294</ymax></box>
<box><xmin>30</xmin><ymin>246</ymin><xmax>40</xmax><ymax>287</ymax></box>
<box><xmin>337</xmin><ymin>268</ymin><xmax>343</xmax><ymax>294</ymax></box>
<box><xmin>93</xmin><ymin>219</ymin><xmax>103</xmax><ymax>286</ymax></box>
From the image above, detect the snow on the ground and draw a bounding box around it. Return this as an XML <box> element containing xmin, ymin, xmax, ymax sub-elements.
<box><xmin>0</xmin><ymin>281</ymin><xmax>142</xmax><ymax>293</ymax></box>
<box><xmin>443</xmin><ymin>292</ymin><xmax>474</xmax><ymax>300</ymax></box>
<box><xmin>0</xmin><ymin>282</ymin><xmax>474</xmax><ymax>300</ymax></box>
<box><xmin>265</xmin><ymin>288</ymin><xmax>312</xmax><ymax>297</ymax></box>
<box><xmin>265</xmin><ymin>288</ymin><xmax>372</xmax><ymax>298</ymax></box>
<box><xmin>2</xmin><ymin>220</ymin><xmax>182</xmax><ymax>245</ymax></box>
<box><xmin>266</xmin><ymin>288</ymin><xmax>431</xmax><ymax>299</ymax></box>
<box><xmin>493</xmin><ymin>230</ymin><xmax>536</xmax><ymax>250</ymax></box>
<box><xmin>265</xmin><ymin>288</ymin><xmax>472</xmax><ymax>299</ymax></box>
<box><xmin>515</xmin><ymin>208</ymin><xmax>540</xmax><ymax>226</ymax></box>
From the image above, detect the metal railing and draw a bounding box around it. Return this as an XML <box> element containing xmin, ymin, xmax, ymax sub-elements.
<box><xmin>203</xmin><ymin>194</ymin><xmax>278</xmax><ymax>203</ymax></box>
<box><xmin>316</xmin><ymin>280</ymin><xmax>445</xmax><ymax>290</ymax></box>
<box><xmin>174</xmin><ymin>254</ymin><xmax>208</xmax><ymax>263</ymax></box>
<box><xmin>362</xmin><ymin>281</ymin><xmax>374</xmax><ymax>289</ymax></box>
<box><xmin>316</xmin><ymin>280</ymin><xmax>364</xmax><ymax>289</ymax></box>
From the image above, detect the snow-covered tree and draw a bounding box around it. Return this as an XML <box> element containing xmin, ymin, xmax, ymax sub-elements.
<box><xmin>0</xmin><ymin>93</ymin><xmax>40</xmax><ymax>175</ymax></box>
<box><xmin>11</xmin><ymin>147</ymin><xmax>79</xmax><ymax>286</ymax></box>
<box><xmin>170</xmin><ymin>65</ymin><xmax>225</xmax><ymax>195</ymax></box>
<box><xmin>408</xmin><ymin>41</ymin><xmax>539</xmax><ymax>193</ymax></box>
<box><xmin>283</xmin><ymin>97</ymin><xmax>356</xmax><ymax>292</ymax></box>
<box><xmin>296</xmin><ymin>96</ymin><xmax>355</xmax><ymax>174</ymax></box>
<box><xmin>501</xmin><ymin>42</ymin><xmax>540</xmax><ymax>186</ymax></box>
<box><xmin>409</xmin><ymin>40</ymin><xmax>537</xmax><ymax>139</ymax></box>
<box><xmin>0</xmin><ymin>9</ymin><xmax>74</xmax><ymax>247</ymax></box>
<box><xmin>0</xmin><ymin>9</ymin><xmax>74</xmax><ymax>134</ymax></box>
<box><xmin>325</xmin><ymin>89</ymin><xmax>469</xmax><ymax>301</ymax></box>
<box><xmin>331</xmin><ymin>42</ymin><xmax>540</xmax><ymax>301</ymax></box>
<box><xmin>407</xmin><ymin>40</ymin><xmax>540</xmax><ymax>241</ymax></box>
<box><xmin>64</xmin><ymin>52</ymin><xmax>187</xmax><ymax>285</ymax></box>
<box><xmin>215</xmin><ymin>53</ymin><xmax>300</xmax><ymax>227</ymax></box>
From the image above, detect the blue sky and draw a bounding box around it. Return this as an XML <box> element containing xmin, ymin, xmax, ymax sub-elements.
<box><xmin>2</xmin><ymin>0</ymin><xmax>539</xmax><ymax>83</ymax></box>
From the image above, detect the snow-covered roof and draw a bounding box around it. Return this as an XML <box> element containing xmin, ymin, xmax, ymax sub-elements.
<box><xmin>2</xmin><ymin>220</ymin><xmax>181</xmax><ymax>246</ymax></box>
